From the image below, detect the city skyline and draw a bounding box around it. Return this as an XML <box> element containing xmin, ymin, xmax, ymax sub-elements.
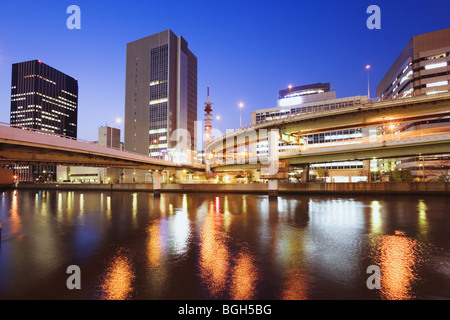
<box><xmin>0</xmin><ymin>0</ymin><xmax>449</xmax><ymax>143</ymax></box>
<box><xmin>1</xmin><ymin>0</ymin><xmax>450</xmax><ymax>303</ymax></box>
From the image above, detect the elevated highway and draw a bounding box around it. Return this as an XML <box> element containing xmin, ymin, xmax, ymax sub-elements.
<box><xmin>210</xmin><ymin>127</ymin><xmax>450</xmax><ymax>171</ymax></box>
<box><xmin>0</xmin><ymin>123</ymin><xmax>204</xmax><ymax>171</ymax></box>
<box><xmin>206</xmin><ymin>93</ymin><xmax>450</xmax><ymax>173</ymax></box>
<box><xmin>206</xmin><ymin>92</ymin><xmax>450</xmax><ymax>154</ymax></box>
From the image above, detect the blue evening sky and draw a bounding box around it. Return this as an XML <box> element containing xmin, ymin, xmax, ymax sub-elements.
<box><xmin>0</xmin><ymin>0</ymin><xmax>449</xmax><ymax>141</ymax></box>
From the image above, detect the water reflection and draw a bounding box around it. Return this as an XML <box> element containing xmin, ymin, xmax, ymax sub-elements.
<box><xmin>79</xmin><ymin>193</ymin><xmax>84</xmax><ymax>215</ymax></box>
<box><xmin>199</xmin><ymin>200</ymin><xmax>230</xmax><ymax>297</ymax></box>
<box><xmin>230</xmin><ymin>251</ymin><xmax>258</xmax><ymax>300</ymax></box>
<box><xmin>417</xmin><ymin>200</ymin><xmax>428</xmax><ymax>240</ymax></box>
<box><xmin>223</xmin><ymin>196</ymin><xmax>232</xmax><ymax>230</ymax></box>
<box><xmin>370</xmin><ymin>200</ymin><xmax>382</xmax><ymax>234</ymax></box>
<box><xmin>281</xmin><ymin>268</ymin><xmax>309</xmax><ymax>300</ymax></box>
<box><xmin>272</xmin><ymin>198</ymin><xmax>311</xmax><ymax>300</ymax></box>
<box><xmin>198</xmin><ymin>196</ymin><xmax>260</xmax><ymax>299</ymax></box>
<box><xmin>0</xmin><ymin>191</ymin><xmax>448</xmax><ymax>300</ymax></box>
<box><xmin>57</xmin><ymin>192</ymin><xmax>63</xmax><ymax>221</ymax></box>
<box><xmin>106</xmin><ymin>195</ymin><xmax>111</xmax><ymax>221</ymax></box>
<box><xmin>147</xmin><ymin>222</ymin><xmax>163</xmax><ymax>268</ymax></box>
<box><xmin>170</xmin><ymin>194</ymin><xmax>190</xmax><ymax>254</ymax></box>
<box><xmin>146</xmin><ymin>194</ymin><xmax>200</xmax><ymax>298</ymax></box>
<box><xmin>376</xmin><ymin>231</ymin><xmax>419</xmax><ymax>300</ymax></box>
<box><xmin>100</xmin><ymin>248</ymin><xmax>135</xmax><ymax>300</ymax></box>
<box><xmin>132</xmin><ymin>193</ymin><xmax>137</xmax><ymax>217</ymax></box>
<box><xmin>67</xmin><ymin>191</ymin><xmax>74</xmax><ymax>218</ymax></box>
<box><xmin>9</xmin><ymin>190</ymin><xmax>22</xmax><ymax>234</ymax></box>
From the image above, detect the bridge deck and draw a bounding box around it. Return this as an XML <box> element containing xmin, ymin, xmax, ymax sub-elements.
<box><xmin>0</xmin><ymin>123</ymin><xmax>204</xmax><ymax>171</ymax></box>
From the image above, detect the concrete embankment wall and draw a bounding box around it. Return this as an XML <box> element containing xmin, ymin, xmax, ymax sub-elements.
<box><xmin>13</xmin><ymin>182</ymin><xmax>450</xmax><ymax>194</ymax></box>
<box><xmin>280</xmin><ymin>182</ymin><xmax>450</xmax><ymax>194</ymax></box>
<box><xmin>0</xmin><ymin>168</ymin><xmax>14</xmax><ymax>189</ymax></box>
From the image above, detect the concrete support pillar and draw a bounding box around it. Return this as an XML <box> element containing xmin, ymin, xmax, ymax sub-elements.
<box><xmin>268</xmin><ymin>179</ymin><xmax>278</xmax><ymax>198</ymax></box>
<box><xmin>301</xmin><ymin>164</ymin><xmax>310</xmax><ymax>183</ymax></box>
<box><xmin>152</xmin><ymin>171</ymin><xmax>161</xmax><ymax>197</ymax></box>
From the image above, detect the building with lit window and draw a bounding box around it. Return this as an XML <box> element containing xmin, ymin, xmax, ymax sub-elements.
<box><xmin>252</xmin><ymin>94</ymin><xmax>366</xmax><ymax>124</ymax></box>
<box><xmin>376</xmin><ymin>28</ymin><xmax>450</xmax><ymax>99</ymax></box>
<box><xmin>57</xmin><ymin>126</ymin><xmax>123</xmax><ymax>184</ymax></box>
<box><xmin>278</xmin><ymin>82</ymin><xmax>335</xmax><ymax>105</ymax></box>
<box><xmin>10</xmin><ymin>59</ymin><xmax>78</xmax><ymax>181</ymax></box>
<box><xmin>124</xmin><ymin>29</ymin><xmax>197</xmax><ymax>165</ymax></box>
<box><xmin>10</xmin><ymin>60</ymin><xmax>78</xmax><ymax>136</ymax></box>
<box><xmin>376</xmin><ymin>28</ymin><xmax>450</xmax><ymax>181</ymax></box>
<box><xmin>249</xmin><ymin>83</ymin><xmax>370</xmax><ymax>182</ymax></box>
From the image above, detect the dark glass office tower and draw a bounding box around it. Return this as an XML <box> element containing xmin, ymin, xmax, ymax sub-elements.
<box><xmin>10</xmin><ymin>59</ymin><xmax>78</xmax><ymax>137</ymax></box>
<box><xmin>10</xmin><ymin>60</ymin><xmax>78</xmax><ymax>181</ymax></box>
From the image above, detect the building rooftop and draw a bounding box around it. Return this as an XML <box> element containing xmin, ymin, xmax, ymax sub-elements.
<box><xmin>279</xmin><ymin>82</ymin><xmax>331</xmax><ymax>99</ymax></box>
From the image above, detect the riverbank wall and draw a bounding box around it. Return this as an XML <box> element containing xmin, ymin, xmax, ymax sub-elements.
<box><xmin>11</xmin><ymin>182</ymin><xmax>450</xmax><ymax>195</ymax></box>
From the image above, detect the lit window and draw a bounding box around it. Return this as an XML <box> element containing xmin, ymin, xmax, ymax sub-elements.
<box><xmin>426</xmin><ymin>90</ymin><xmax>448</xmax><ymax>95</ymax></box>
<box><xmin>426</xmin><ymin>80</ymin><xmax>448</xmax><ymax>88</ymax></box>
<box><xmin>424</xmin><ymin>62</ymin><xmax>447</xmax><ymax>70</ymax></box>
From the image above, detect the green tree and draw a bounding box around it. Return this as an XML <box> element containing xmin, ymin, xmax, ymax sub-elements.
<box><xmin>390</xmin><ymin>170</ymin><xmax>413</xmax><ymax>182</ymax></box>
<box><xmin>316</xmin><ymin>167</ymin><xmax>330</xmax><ymax>182</ymax></box>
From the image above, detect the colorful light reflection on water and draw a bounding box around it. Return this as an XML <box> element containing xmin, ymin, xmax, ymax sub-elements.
<box><xmin>0</xmin><ymin>190</ymin><xmax>449</xmax><ymax>300</ymax></box>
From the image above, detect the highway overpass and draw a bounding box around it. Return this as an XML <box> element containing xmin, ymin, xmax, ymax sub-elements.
<box><xmin>210</xmin><ymin>127</ymin><xmax>450</xmax><ymax>171</ymax></box>
<box><xmin>206</xmin><ymin>92</ymin><xmax>450</xmax><ymax>154</ymax></box>
<box><xmin>0</xmin><ymin>123</ymin><xmax>204</xmax><ymax>172</ymax></box>
<box><xmin>206</xmin><ymin>93</ymin><xmax>450</xmax><ymax>173</ymax></box>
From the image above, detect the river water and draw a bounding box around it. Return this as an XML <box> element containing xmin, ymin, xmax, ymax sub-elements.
<box><xmin>0</xmin><ymin>189</ymin><xmax>449</xmax><ymax>300</ymax></box>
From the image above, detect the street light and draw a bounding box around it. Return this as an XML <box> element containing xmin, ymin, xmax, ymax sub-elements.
<box><xmin>366</xmin><ymin>65</ymin><xmax>371</xmax><ymax>99</ymax></box>
<box><xmin>239</xmin><ymin>102</ymin><xmax>244</xmax><ymax>127</ymax></box>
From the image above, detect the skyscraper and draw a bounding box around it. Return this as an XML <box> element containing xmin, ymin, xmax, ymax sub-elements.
<box><xmin>124</xmin><ymin>30</ymin><xmax>197</xmax><ymax>162</ymax></box>
<box><xmin>10</xmin><ymin>59</ymin><xmax>78</xmax><ymax>137</ymax></box>
<box><xmin>10</xmin><ymin>59</ymin><xmax>78</xmax><ymax>181</ymax></box>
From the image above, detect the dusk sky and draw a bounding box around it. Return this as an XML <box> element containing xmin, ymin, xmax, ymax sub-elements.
<box><xmin>0</xmin><ymin>0</ymin><xmax>449</xmax><ymax>142</ymax></box>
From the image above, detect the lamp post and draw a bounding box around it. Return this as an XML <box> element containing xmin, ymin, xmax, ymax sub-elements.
<box><xmin>239</xmin><ymin>102</ymin><xmax>244</xmax><ymax>127</ymax></box>
<box><xmin>366</xmin><ymin>65</ymin><xmax>371</xmax><ymax>99</ymax></box>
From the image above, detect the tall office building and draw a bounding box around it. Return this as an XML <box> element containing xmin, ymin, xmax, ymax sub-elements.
<box><xmin>10</xmin><ymin>59</ymin><xmax>78</xmax><ymax>181</ymax></box>
<box><xmin>10</xmin><ymin>59</ymin><xmax>78</xmax><ymax>137</ymax></box>
<box><xmin>376</xmin><ymin>28</ymin><xmax>450</xmax><ymax>181</ymax></box>
<box><xmin>376</xmin><ymin>28</ymin><xmax>450</xmax><ymax>99</ymax></box>
<box><xmin>124</xmin><ymin>30</ymin><xmax>197</xmax><ymax>162</ymax></box>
